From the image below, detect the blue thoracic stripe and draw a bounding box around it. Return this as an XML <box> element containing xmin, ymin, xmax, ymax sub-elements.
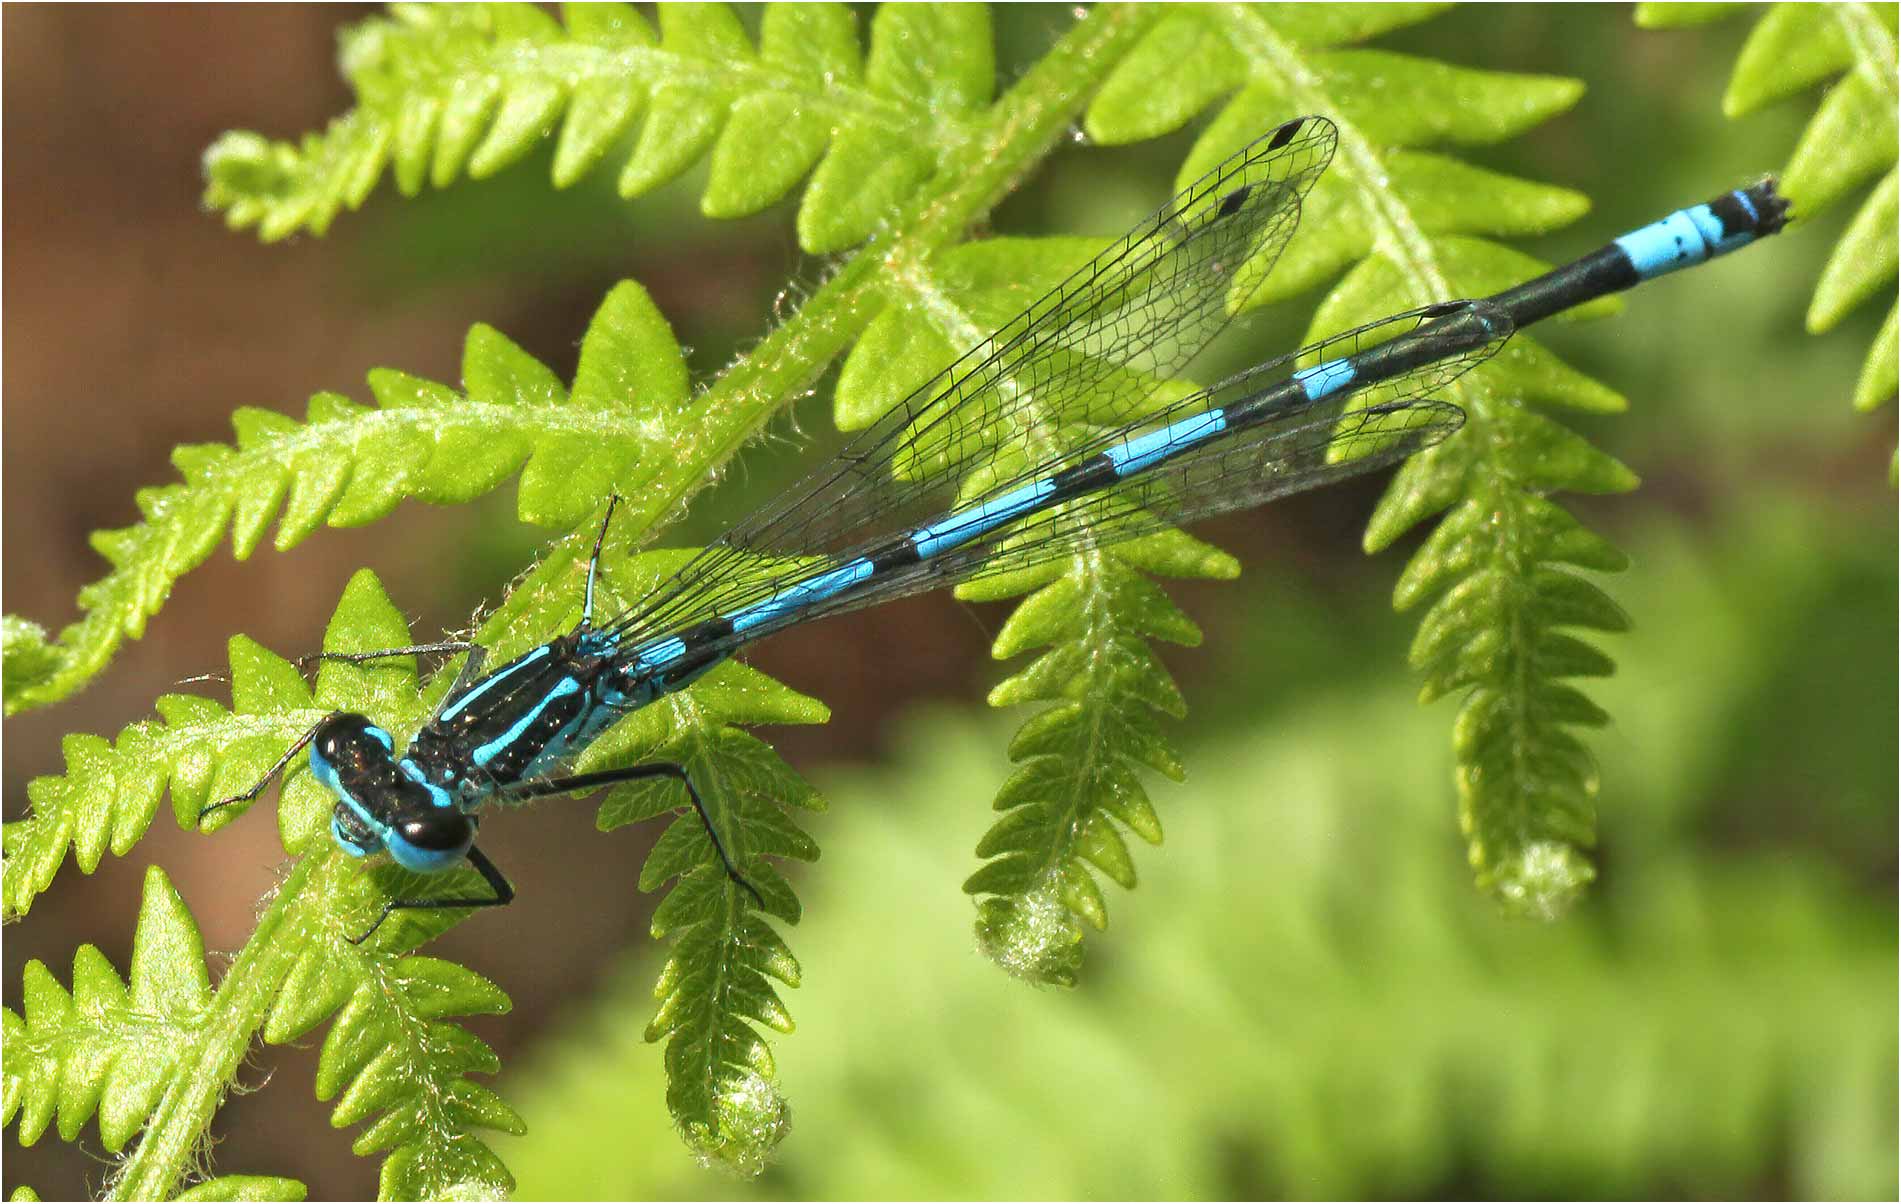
<box><xmin>398</xmin><ymin>758</ymin><xmax>456</xmax><ymax>808</ymax></box>
<box><xmin>1292</xmin><ymin>357</ymin><xmax>1356</xmax><ymax>402</ymax></box>
<box><xmin>439</xmin><ymin>644</ymin><xmax>549</xmax><ymax>722</ymax></box>
<box><xmin>1106</xmin><ymin>409</ymin><xmax>1227</xmax><ymax>477</ymax></box>
<box><xmin>728</xmin><ymin>555</ymin><xmax>878</xmax><ymax>634</ymax></box>
<box><xmin>911</xmin><ymin>477</ymin><xmax>1057</xmax><ymax>559</ymax></box>
<box><xmin>1614</xmin><ymin>199</ymin><xmax>1759</xmax><ymax>281</ymax></box>
<box><xmin>472</xmin><ymin>675</ymin><xmax>580</xmax><ymax>767</ymax></box>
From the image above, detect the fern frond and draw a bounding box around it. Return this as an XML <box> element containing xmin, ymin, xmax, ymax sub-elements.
<box><xmin>571</xmin><ymin>552</ymin><xmax>826</xmax><ymax>1170</ymax></box>
<box><xmin>495</xmin><ymin>600</ymin><xmax>1898</xmax><ymax>1201</ymax></box>
<box><xmin>18</xmin><ymin>9</ymin><xmax>1186</xmax><ymax>1182</ymax></box>
<box><xmin>1639</xmin><ymin>1</ymin><xmax>1900</xmax><ymax>412</ymax></box>
<box><xmin>5</xmin><ymin>629</ymin><xmax>333</xmax><ymax>920</ymax></box>
<box><xmin>1081</xmin><ymin>4</ymin><xmax>1629</xmax><ymax>918</ymax></box>
<box><xmin>2</xmin><ymin>866</ymin><xmax>314</xmax><ymax>1201</ymax></box>
<box><xmin>824</xmin><ymin>230</ymin><xmax>1235</xmax><ymax>981</ymax></box>
<box><xmin>7</xmin><ymin>576</ymin><xmax>523</xmax><ymax>1198</ymax></box>
<box><xmin>203</xmin><ymin>3</ymin><xmax>992</xmax><ymax>253</ymax></box>
<box><xmin>5</xmin><ymin>289</ymin><xmax>690</xmax><ymax>886</ymax></box>
<box><xmin>2</xmin><ymin>279</ymin><xmax>695</xmax><ymax>717</ymax></box>
<box><xmin>5</xmin><ymin>868</ymin><xmax>214</xmax><ymax>1154</ymax></box>
<box><xmin>15</xmin><ymin>3</ymin><xmax>1158</xmax><ymax>718</ymax></box>
<box><xmin>308</xmin><ymin>954</ymin><xmax>521</xmax><ymax>1199</ymax></box>
<box><xmin>959</xmin><ymin>535</ymin><xmax>1236</xmax><ymax>985</ymax></box>
<box><xmin>9</xmin><ymin>542</ymin><xmax>829</xmax><ymax>1180</ymax></box>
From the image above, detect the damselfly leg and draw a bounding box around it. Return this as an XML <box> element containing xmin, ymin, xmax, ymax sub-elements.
<box><xmin>293</xmin><ymin>640</ymin><xmax>478</xmax><ymax>670</ymax></box>
<box><xmin>350</xmin><ymin>844</ymin><xmax>514</xmax><ymax>945</ymax></box>
<box><xmin>196</xmin><ymin>716</ymin><xmax>330</xmax><ymax>826</ymax></box>
<box><xmin>503</xmin><ymin>761</ymin><xmax>766</xmax><ymax>910</ymax></box>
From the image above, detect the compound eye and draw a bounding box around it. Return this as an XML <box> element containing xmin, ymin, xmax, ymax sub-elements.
<box><xmin>313</xmin><ymin>713</ymin><xmax>390</xmax><ymax>764</ymax></box>
<box><xmin>388</xmin><ymin>808</ymin><xmax>474</xmax><ymax>872</ymax></box>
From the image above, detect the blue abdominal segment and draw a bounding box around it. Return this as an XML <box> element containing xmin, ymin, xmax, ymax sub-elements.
<box><xmin>1614</xmin><ymin>192</ymin><xmax>1768</xmax><ymax>281</ymax></box>
<box><xmin>1292</xmin><ymin>358</ymin><xmax>1356</xmax><ymax>402</ymax></box>
<box><xmin>911</xmin><ymin>478</ymin><xmax>1057</xmax><ymax>559</ymax></box>
<box><xmin>1105</xmin><ymin>410</ymin><xmax>1228</xmax><ymax>476</ymax></box>
<box><xmin>439</xmin><ymin>644</ymin><xmax>549</xmax><ymax>722</ymax></box>
<box><xmin>728</xmin><ymin>556</ymin><xmax>878</xmax><ymax>634</ymax></box>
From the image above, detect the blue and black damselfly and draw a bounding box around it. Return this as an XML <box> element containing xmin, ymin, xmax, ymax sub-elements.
<box><xmin>198</xmin><ymin>116</ymin><xmax>1789</xmax><ymax>942</ymax></box>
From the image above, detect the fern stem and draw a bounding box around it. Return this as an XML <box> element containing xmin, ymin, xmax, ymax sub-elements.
<box><xmin>109</xmin><ymin>855</ymin><xmax>320</xmax><ymax>1201</ymax></box>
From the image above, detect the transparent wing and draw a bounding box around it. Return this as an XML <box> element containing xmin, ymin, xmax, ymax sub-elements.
<box><xmin>605</xmin><ymin>116</ymin><xmax>1338</xmax><ymax>643</ymax></box>
<box><xmin>606</xmin><ymin>300</ymin><xmax>1503</xmax><ymax>657</ymax></box>
<box><xmin>902</xmin><ymin>309</ymin><xmax>1499</xmax><ymax>593</ymax></box>
<box><xmin>654</xmin><ymin>303</ymin><xmax>1499</xmax><ymax>646</ymax></box>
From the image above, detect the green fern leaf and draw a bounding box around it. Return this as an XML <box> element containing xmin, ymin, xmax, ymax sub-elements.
<box><xmin>1084</xmin><ymin>4</ymin><xmax>1634</xmax><ymax>918</ymax></box>
<box><xmin>961</xmin><ymin>535</ymin><xmax>1236</xmax><ymax>985</ymax></box>
<box><xmin>571</xmin><ymin>549</ymin><xmax>827</xmax><ymax>1172</ymax></box>
<box><xmin>4</xmin><ymin>638</ymin><xmax>317</xmax><ymax>921</ymax></box>
<box><xmin>18</xmin><ymin>7</ymin><xmax>1189</xmax><ymax>1181</ymax></box>
<box><xmin>313</xmin><ymin>954</ymin><xmax>521</xmax><ymax>1199</ymax></box>
<box><xmin>8</xmin><ymin>557</ymin><xmax>830</xmax><ymax>1190</ymax></box>
<box><xmin>4</xmin><ymin>867</ymin><xmax>211</xmax><ymax>1154</ymax></box>
<box><xmin>9</xmin><ymin>540</ymin><xmax>830</xmax><ymax>1181</ymax></box>
<box><xmin>203</xmin><ymin>3</ymin><xmax>991</xmax><ymax>254</ymax></box>
<box><xmin>18</xmin><ymin>0</ymin><xmax>1144</xmax><ymax>717</ymax></box>
<box><xmin>1641</xmin><ymin>1</ymin><xmax>1899</xmax><ymax>412</ymax></box>
<box><xmin>3</xmin><ymin>553</ymin><xmax>454</xmax><ymax>918</ymax></box>
<box><xmin>1</xmin><ymin>278</ymin><xmax>699</xmax><ymax>717</ymax></box>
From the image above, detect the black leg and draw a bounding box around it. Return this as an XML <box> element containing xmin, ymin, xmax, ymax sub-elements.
<box><xmin>295</xmin><ymin>640</ymin><xmax>477</xmax><ymax>670</ymax></box>
<box><xmin>196</xmin><ymin>715</ymin><xmax>331</xmax><ymax>827</ymax></box>
<box><xmin>349</xmin><ymin>845</ymin><xmax>515</xmax><ymax>945</ymax></box>
<box><xmin>579</xmin><ymin>493</ymin><xmax>622</xmax><ymax>629</ymax></box>
<box><xmin>506</xmin><ymin>761</ymin><xmax>765</xmax><ymax>909</ymax></box>
<box><xmin>184</xmin><ymin>641</ymin><xmax>479</xmax><ymax>697</ymax></box>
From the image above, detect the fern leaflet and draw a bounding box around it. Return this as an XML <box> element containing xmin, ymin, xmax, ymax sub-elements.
<box><xmin>1</xmin><ymin>279</ymin><xmax>703</xmax><ymax>716</ymax></box>
<box><xmin>203</xmin><ymin>2</ymin><xmax>989</xmax><ymax>254</ymax></box>
<box><xmin>3</xmin><ymin>867</ymin><xmax>310</xmax><ymax>1201</ymax></box>
<box><xmin>1638</xmin><ymin>1</ymin><xmax>1900</xmax><ymax>414</ymax></box>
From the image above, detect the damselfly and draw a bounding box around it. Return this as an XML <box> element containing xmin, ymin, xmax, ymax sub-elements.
<box><xmin>198</xmin><ymin>116</ymin><xmax>1788</xmax><ymax>941</ymax></box>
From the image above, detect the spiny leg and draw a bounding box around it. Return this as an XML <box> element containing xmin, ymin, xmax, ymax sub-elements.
<box><xmin>349</xmin><ymin>845</ymin><xmax>515</xmax><ymax>945</ymax></box>
<box><xmin>580</xmin><ymin>493</ymin><xmax>622</xmax><ymax>629</ymax></box>
<box><xmin>294</xmin><ymin>640</ymin><xmax>477</xmax><ymax>670</ymax></box>
<box><xmin>196</xmin><ymin>716</ymin><xmax>331</xmax><ymax>827</ymax></box>
<box><xmin>183</xmin><ymin>641</ymin><xmax>478</xmax><ymax>691</ymax></box>
<box><xmin>506</xmin><ymin>761</ymin><xmax>766</xmax><ymax>909</ymax></box>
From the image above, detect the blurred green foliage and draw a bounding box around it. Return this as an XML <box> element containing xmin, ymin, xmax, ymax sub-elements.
<box><xmin>498</xmin><ymin>489</ymin><xmax>1895</xmax><ymax>1200</ymax></box>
